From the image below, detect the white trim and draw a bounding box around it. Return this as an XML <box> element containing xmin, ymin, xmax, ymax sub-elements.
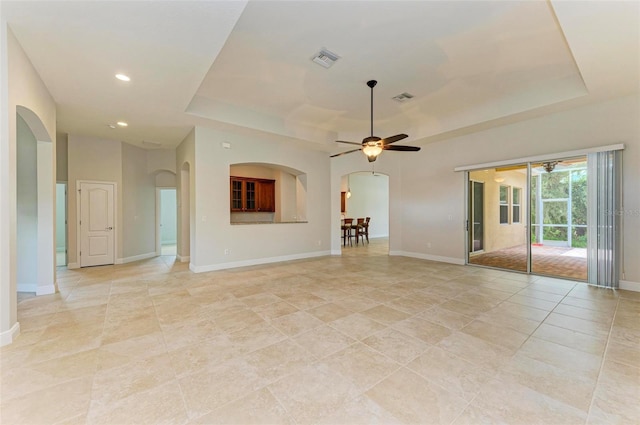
<box><xmin>620</xmin><ymin>280</ymin><xmax>640</xmax><ymax>292</ymax></box>
<box><xmin>191</xmin><ymin>250</ymin><xmax>330</xmax><ymax>273</ymax></box>
<box><xmin>115</xmin><ymin>252</ymin><xmax>156</xmax><ymax>265</ymax></box>
<box><xmin>454</xmin><ymin>144</ymin><xmax>625</xmax><ymax>172</ymax></box>
<box><xmin>389</xmin><ymin>250</ymin><xmax>465</xmax><ymax>265</ymax></box>
<box><xmin>176</xmin><ymin>255</ymin><xmax>190</xmax><ymax>263</ymax></box>
<box><xmin>36</xmin><ymin>284</ymin><xmax>56</xmax><ymax>296</ymax></box>
<box><xmin>0</xmin><ymin>322</ymin><xmax>20</xmax><ymax>347</ymax></box>
<box><xmin>155</xmin><ymin>187</ymin><xmax>161</xmax><ymax>256</ymax></box>
<box><xmin>67</xmin><ymin>262</ymin><xmax>79</xmax><ymax>269</ymax></box>
<box><xmin>17</xmin><ymin>283</ymin><xmax>37</xmax><ymax>293</ymax></box>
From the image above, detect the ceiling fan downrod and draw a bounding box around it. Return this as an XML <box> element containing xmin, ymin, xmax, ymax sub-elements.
<box><xmin>367</xmin><ymin>80</ymin><xmax>377</xmax><ymax>137</ymax></box>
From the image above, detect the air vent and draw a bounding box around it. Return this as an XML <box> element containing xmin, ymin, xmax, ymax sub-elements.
<box><xmin>392</xmin><ymin>92</ymin><xmax>415</xmax><ymax>102</ymax></box>
<box><xmin>311</xmin><ymin>49</ymin><xmax>340</xmax><ymax>69</ymax></box>
<box><xmin>142</xmin><ymin>140</ymin><xmax>162</xmax><ymax>148</ymax></box>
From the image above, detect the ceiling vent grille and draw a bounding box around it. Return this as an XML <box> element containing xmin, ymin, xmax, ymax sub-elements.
<box><xmin>392</xmin><ymin>92</ymin><xmax>415</xmax><ymax>102</ymax></box>
<box><xmin>311</xmin><ymin>49</ymin><xmax>339</xmax><ymax>69</ymax></box>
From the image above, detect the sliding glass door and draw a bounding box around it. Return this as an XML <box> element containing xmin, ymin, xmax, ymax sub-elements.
<box><xmin>467</xmin><ymin>158</ymin><xmax>589</xmax><ymax>280</ymax></box>
<box><xmin>463</xmin><ymin>147</ymin><xmax>622</xmax><ymax>287</ymax></box>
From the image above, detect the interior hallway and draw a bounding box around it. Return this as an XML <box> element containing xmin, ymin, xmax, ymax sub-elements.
<box><xmin>2</xmin><ymin>243</ymin><xmax>638</xmax><ymax>424</ymax></box>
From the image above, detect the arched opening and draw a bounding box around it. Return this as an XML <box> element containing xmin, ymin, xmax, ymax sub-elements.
<box><xmin>16</xmin><ymin>106</ymin><xmax>55</xmax><ymax>295</ymax></box>
<box><xmin>177</xmin><ymin>162</ymin><xmax>191</xmax><ymax>262</ymax></box>
<box><xmin>340</xmin><ymin>171</ymin><xmax>390</xmax><ymax>255</ymax></box>
<box><xmin>229</xmin><ymin>162</ymin><xmax>307</xmax><ymax>224</ymax></box>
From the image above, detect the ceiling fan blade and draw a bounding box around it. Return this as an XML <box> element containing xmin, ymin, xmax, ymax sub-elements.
<box><xmin>330</xmin><ymin>148</ymin><xmax>361</xmax><ymax>158</ymax></box>
<box><xmin>380</xmin><ymin>134</ymin><xmax>408</xmax><ymax>145</ymax></box>
<box><xmin>383</xmin><ymin>145</ymin><xmax>420</xmax><ymax>152</ymax></box>
<box><xmin>336</xmin><ymin>140</ymin><xmax>363</xmax><ymax>146</ymax></box>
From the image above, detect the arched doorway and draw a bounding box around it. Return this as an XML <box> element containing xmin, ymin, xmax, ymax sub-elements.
<box><xmin>340</xmin><ymin>171</ymin><xmax>390</xmax><ymax>255</ymax></box>
<box><xmin>16</xmin><ymin>106</ymin><xmax>55</xmax><ymax>295</ymax></box>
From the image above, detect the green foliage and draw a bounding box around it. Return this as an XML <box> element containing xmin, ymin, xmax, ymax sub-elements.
<box><xmin>571</xmin><ymin>170</ymin><xmax>587</xmax><ymax>225</ymax></box>
<box><xmin>531</xmin><ymin>168</ymin><xmax>588</xmax><ymax>245</ymax></box>
<box><xmin>543</xmin><ymin>226</ymin><xmax>567</xmax><ymax>241</ymax></box>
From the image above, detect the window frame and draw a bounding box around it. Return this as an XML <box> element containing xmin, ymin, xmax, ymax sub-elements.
<box><xmin>512</xmin><ymin>187</ymin><xmax>522</xmax><ymax>224</ymax></box>
<box><xmin>499</xmin><ymin>184</ymin><xmax>510</xmax><ymax>225</ymax></box>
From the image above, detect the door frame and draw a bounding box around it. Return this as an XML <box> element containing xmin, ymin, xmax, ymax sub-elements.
<box><xmin>76</xmin><ymin>180</ymin><xmax>117</xmax><ymax>267</ymax></box>
<box><xmin>468</xmin><ymin>179</ymin><xmax>485</xmax><ymax>255</ymax></box>
<box><xmin>156</xmin><ymin>187</ymin><xmax>176</xmax><ymax>255</ymax></box>
<box><xmin>56</xmin><ymin>182</ymin><xmax>68</xmax><ymax>266</ymax></box>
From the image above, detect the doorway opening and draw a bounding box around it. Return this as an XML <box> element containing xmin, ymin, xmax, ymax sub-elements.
<box><xmin>56</xmin><ymin>183</ymin><xmax>67</xmax><ymax>266</ymax></box>
<box><xmin>467</xmin><ymin>157</ymin><xmax>588</xmax><ymax>280</ymax></box>
<box><xmin>157</xmin><ymin>188</ymin><xmax>177</xmax><ymax>256</ymax></box>
<box><xmin>340</xmin><ymin>171</ymin><xmax>389</xmax><ymax>256</ymax></box>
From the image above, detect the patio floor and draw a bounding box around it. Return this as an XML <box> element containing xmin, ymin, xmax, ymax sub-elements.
<box><xmin>469</xmin><ymin>245</ymin><xmax>588</xmax><ymax>281</ymax></box>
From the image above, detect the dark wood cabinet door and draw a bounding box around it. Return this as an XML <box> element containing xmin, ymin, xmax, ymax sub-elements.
<box><xmin>257</xmin><ymin>180</ymin><xmax>275</xmax><ymax>212</ymax></box>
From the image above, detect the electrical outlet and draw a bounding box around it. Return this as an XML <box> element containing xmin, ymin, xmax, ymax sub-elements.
<box><xmin>427</xmin><ymin>242</ymin><xmax>432</xmax><ymax>248</ymax></box>
<box><xmin>224</xmin><ymin>248</ymin><xmax>230</xmax><ymax>255</ymax></box>
<box><xmin>317</xmin><ymin>240</ymin><xmax>322</xmax><ymax>246</ymax></box>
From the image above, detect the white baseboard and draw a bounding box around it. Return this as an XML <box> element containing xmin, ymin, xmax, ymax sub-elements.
<box><xmin>17</xmin><ymin>283</ymin><xmax>57</xmax><ymax>295</ymax></box>
<box><xmin>177</xmin><ymin>255</ymin><xmax>190</xmax><ymax>263</ymax></box>
<box><xmin>115</xmin><ymin>252</ymin><xmax>157</xmax><ymax>265</ymax></box>
<box><xmin>191</xmin><ymin>250</ymin><xmax>331</xmax><ymax>273</ymax></box>
<box><xmin>0</xmin><ymin>322</ymin><xmax>20</xmax><ymax>347</ymax></box>
<box><xmin>389</xmin><ymin>250</ymin><xmax>465</xmax><ymax>266</ymax></box>
<box><xmin>36</xmin><ymin>284</ymin><xmax>56</xmax><ymax>296</ymax></box>
<box><xmin>620</xmin><ymin>279</ymin><xmax>640</xmax><ymax>292</ymax></box>
<box><xmin>17</xmin><ymin>283</ymin><xmax>37</xmax><ymax>293</ymax></box>
<box><xmin>67</xmin><ymin>262</ymin><xmax>79</xmax><ymax>269</ymax></box>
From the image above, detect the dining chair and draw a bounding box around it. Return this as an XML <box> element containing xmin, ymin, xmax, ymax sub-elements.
<box><xmin>341</xmin><ymin>218</ymin><xmax>354</xmax><ymax>246</ymax></box>
<box><xmin>360</xmin><ymin>217</ymin><xmax>370</xmax><ymax>243</ymax></box>
<box><xmin>354</xmin><ymin>218</ymin><xmax>365</xmax><ymax>245</ymax></box>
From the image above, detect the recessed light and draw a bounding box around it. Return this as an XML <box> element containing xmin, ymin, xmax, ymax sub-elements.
<box><xmin>115</xmin><ymin>73</ymin><xmax>130</xmax><ymax>82</ymax></box>
<box><xmin>117</xmin><ymin>121</ymin><xmax>128</xmax><ymax>127</ymax></box>
<box><xmin>108</xmin><ymin>124</ymin><xmax>116</xmax><ymax>129</ymax></box>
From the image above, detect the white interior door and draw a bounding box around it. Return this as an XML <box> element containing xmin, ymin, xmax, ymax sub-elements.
<box><xmin>80</xmin><ymin>182</ymin><xmax>115</xmax><ymax>267</ymax></box>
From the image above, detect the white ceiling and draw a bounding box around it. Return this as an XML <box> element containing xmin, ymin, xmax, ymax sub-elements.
<box><xmin>3</xmin><ymin>1</ymin><xmax>638</xmax><ymax>152</ymax></box>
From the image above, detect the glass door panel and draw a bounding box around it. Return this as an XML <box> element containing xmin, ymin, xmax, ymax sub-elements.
<box><xmin>530</xmin><ymin>157</ymin><xmax>587</xmax><ymax>280</ymax></box>
<box><xmin>468</xmin><ymin>166</ymin><xmax>527</xmax><ymax>273</ymax></box>
<box><xmin>469</xmin><ymin>180</ymin><xmax>484</xmax><ymax>253</ymax></box>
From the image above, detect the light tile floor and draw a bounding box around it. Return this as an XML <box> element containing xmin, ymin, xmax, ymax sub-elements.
<box><xmin>2</xmin><ymin>238</ymin><xmax>639</xmax><ymax>424</ymax></box>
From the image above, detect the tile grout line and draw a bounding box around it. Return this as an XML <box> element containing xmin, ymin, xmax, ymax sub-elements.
<box><xmin>584</xmin><ymin>293</ymin><xmax>621</xmax><ymax>424</ymax></box>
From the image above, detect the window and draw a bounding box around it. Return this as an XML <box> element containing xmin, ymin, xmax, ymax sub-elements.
<box><xmin>499</xmin><ymin>185</ymin><xmax>509</xmax><ymax>224</ymax></box>
<box><xmin>512</xmin><ymin>187</ymin><xmax>521</xmax><ymax>224</ymax></box>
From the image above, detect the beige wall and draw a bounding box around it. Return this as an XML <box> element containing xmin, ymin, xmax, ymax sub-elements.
<box><xmin>393</xmin><ymin>94</ymin><xmax>639</xmax><ymax>284</ymax></box>
<box><xmin>122</xmin><ymin>143</ymin><xmax>156</xmax><ymax>259</ymax></box>
<box><xmin>56</xmin><ymin>133</ymin><xmax>68</xmax><ymax>181</ymax></box>
<box><xmin>1</xmin><ymin>26</ymin><xmax>57</xmax><ymax>342</ymax></box>
<box><xmin>67</xmin><ymin>135</ymin><xmax>123</xmax><ymax>266</ymax></box>
<box><xmin>176</xmin><ymin>129</ymin><xmax>195</xmax><ymax>261</ymax></box>
<box><xmin>191</xmin><ymin>126</ymin><xmax>330</xmax><ymax>272</ymax></box>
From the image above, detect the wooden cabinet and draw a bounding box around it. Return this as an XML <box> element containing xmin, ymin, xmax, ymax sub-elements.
<box><xmin>230</xmin><ymin>177</ymin><xmax>275</xmax><ymax>212</ymax></box>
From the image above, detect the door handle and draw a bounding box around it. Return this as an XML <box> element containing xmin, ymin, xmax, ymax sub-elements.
<box><xmin>106</xmin><ymin>226</ymin><xmax>113</xmax><ymax>231</ymax></box>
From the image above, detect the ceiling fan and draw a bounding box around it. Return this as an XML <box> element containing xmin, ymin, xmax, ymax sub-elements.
<box><xmin>330</xmin><ymin>80</ymin><xmax>420</xmax><ymax>162</ymax></box>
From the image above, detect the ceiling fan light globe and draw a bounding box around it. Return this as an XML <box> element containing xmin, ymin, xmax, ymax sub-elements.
<box><xmin>362</xmin><ymin>144</ymin><xmax>382</xmax><ymax>158</ymax></box>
